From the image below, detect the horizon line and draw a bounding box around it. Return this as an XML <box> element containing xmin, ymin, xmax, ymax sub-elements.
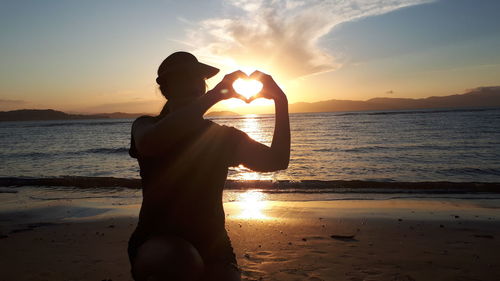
<box><xmin>2</xmin><ymin>85</ymin><xmax>499</xmax><ymax>115</ymax></box>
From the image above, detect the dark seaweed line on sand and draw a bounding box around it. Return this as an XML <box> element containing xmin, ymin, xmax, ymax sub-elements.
<box><xmin>1</xmin><ymin>176</ymin><xmax>500</xmax><ymax>193</ymax></box>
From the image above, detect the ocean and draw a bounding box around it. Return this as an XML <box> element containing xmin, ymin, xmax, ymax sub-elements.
<box><xmin>1</xmin><ymin>107</ymin><xmax>499</xmax><ymax>183</ymax></box>
<box><xmin>1</xmin><ymin>107</ymin><xmax>500</xmax><ymax>226</ymax></box>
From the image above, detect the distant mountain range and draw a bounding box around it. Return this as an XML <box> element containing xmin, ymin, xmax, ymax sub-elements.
<box><xmin>1</xmin><ymin>86</ymin><xmax>499</xmax><ymax>121</ymax></box>
<box><xmin>289</xmin><ymin>86</ymin><xmax>500</xmax><ymax>113</ymax></box>
<box><xmin>0</xmin><ymin>109</ymin><xmax>143</xmax><ymax>122</ymax></box>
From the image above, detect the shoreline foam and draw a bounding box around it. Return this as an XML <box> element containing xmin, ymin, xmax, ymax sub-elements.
<box><xmin>1</xmin><ymin>176</ymin><xmax>500</xmax><ymax>192</ymax></box>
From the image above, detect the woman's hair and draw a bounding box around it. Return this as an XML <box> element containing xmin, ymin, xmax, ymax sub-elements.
<box><xmin>156</xmin><ymin>74</ymin><xmax>175</xmax><ymax>100</ymax></box>
<box><xmin>158</xmin><ymin>75</ymin><xmax>208</xmax><ymax>100</ymax></box>
<box><xmin>157</xmin><ymin>74</ymin><xmax>208</xmax><ymax>117</ymax></box>
<box><xmin>159</xmin><ymin>84</ymin><xmax>170</xmax><ymax>99</ymax></box>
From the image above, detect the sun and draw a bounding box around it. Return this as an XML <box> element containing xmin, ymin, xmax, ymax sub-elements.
<box><xmin>232</xmin><ymin>78</ymin><xmax>263</xmax><ymax>99</ymax></box>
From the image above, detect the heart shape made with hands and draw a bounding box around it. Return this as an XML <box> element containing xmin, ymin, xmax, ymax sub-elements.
<box><xmin>232</xmin><ymin>78</ymin><xmax>263</xmax><ymax>100</ymax></box>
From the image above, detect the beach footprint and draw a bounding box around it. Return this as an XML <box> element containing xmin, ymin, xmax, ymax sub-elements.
<box><xmin>240</xmin><ymin>250</ymin><xmax>295</xmax><ymax>280</ymax></box>
<box><xmin>243</xmin><ymin>251</ymin><xmax>288</xmax><ymax>263</ymax></box>
<box><xmin>240</xmin><ymin>268</ymin><xmax>265</xmax><ymax>281</ymax></box>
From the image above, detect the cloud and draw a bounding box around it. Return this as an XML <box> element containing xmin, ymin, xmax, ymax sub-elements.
<box><xmin>188</xmin><ymin>0</ymin><xmax>432</xmax><ymax>79</ymax></box>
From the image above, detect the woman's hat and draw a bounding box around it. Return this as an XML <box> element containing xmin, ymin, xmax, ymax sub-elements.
<box><xmin>156</xmin><ymin>52</ymin><xmax>220</xmax><ymax>84</ymax></box>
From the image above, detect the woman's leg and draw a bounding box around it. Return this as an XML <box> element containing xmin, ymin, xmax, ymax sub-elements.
<box><xmin>131</xmin><ymin>235</ymin><xmax>204</xmax><ymax>281</ymax></box>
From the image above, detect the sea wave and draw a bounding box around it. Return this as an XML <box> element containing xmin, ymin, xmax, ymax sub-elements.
<box><xmin>335</xmin><ymin>107</ymin><xmax>498</xmax><ymax>117</ymax></box>
<box><xmin>1</xmin><ymin>176</ymin><xmax>499</xmax><ymax>193</ymax></box>
<box><xmin>313</xmin><ymin>144</ymin><xmax>490</xmax><ymax>153</ymax></box>
<box><xmin>1</xmin><ymin>147</ymin><xmax>129</xmax><ymax>158</ymax></box>
<box><xmin>83</xmin><ymin>147</ymin><xmax>129</xmax><ymax>154</ymax></box>
<box><xmin>438</xmin><ymin>167</ymin><xmax>500</xmax><ymax>176</ymax></box>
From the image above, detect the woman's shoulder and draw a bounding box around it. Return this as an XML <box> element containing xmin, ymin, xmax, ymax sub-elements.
<box><xmin>134</xmin><ymin>115</ymin><xmax>157</xmax><ymax>122</ymax></box>
<box><xmin>132</xmin><ymin>115</ymin><xmax>158</xmax><ymax>128</ymax></box>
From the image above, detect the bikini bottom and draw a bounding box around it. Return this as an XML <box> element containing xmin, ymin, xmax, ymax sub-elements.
<box><xmin>127</xmin><ymin>226</ymin><xmax>239</xmax><ymax>280</ymax></box>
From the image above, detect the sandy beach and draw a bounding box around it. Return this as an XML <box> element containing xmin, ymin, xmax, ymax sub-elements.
<box><xmin>1</xmin><ymin>188</ymin><xmax>500</xmax><ymax>281</ymax></box>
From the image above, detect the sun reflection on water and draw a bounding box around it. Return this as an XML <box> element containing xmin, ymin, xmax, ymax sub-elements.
<box><xmin>241</xmin><ymin>114</ymin><xmax>262</xmax><ymax>141</ymax></box>
<box><xmin>235</xmin><ymin>190</ymin><xmax>270</xmax><ymax>219</ymax></box>
<box><xmin>233</xmin><ymin>115</ymin><xmax>268</xmax><ymax>180</ymax></box>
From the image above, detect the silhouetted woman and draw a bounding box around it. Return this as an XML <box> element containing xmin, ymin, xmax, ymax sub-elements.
<box><xmin>128</xmin><ymin>51</ymin><xmax>290</xmax><ymax>281</ymax></box>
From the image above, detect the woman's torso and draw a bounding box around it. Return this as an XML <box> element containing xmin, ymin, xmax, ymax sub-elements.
<box><xmin>129</xmin><ymin>116</ymin><xmax>238</xmax><ymax>254</ymax></box>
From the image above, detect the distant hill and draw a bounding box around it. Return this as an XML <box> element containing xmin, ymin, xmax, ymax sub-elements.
<box><xmin>96</xmin><ymin>112</ymin><xmax>146</xmax><ymax>119</ymax></box>
<box><xmin>2</xmin><ymin>87</ymin><xmax>499</xmax><ymax>121</ymax></box>
<box><xmin>0</xmin><ymin>109</ymin><xmax>145</xmax><ymax>122</ymax></box>
<box><xmin>289</xmin><ymin>86</ymin><xmax>500</xmax><ymax>113</ymax></box>
<box><xmin>205</xmin><ymin>110</ymin><xmax>240</xmax><ymax>117</ymax></box>
<box><xmin>0</xmin><ymin>109</ymin><xmax>241</xmax><ymax>121</ymax></box>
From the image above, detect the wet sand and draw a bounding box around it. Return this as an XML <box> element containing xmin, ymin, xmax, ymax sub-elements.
<box><xmin>1</xmin><ymin>198</ymin><xmax>500</xmax><ymax>281</ymax></box>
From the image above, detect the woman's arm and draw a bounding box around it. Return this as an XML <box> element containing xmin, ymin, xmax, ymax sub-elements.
<box><xmin>233</xmin><ymin>71</ymin><xmax>291</xmax><ymax>172</ymax></box>
<box><xmin>133</xmin><ymin>71</ymin><xmax>246</xmax><ymax>157</ymax></box>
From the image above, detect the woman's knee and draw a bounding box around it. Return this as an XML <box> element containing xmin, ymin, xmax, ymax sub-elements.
<box><xmin>132</xmin><ymin>235</ymin><xmax>204</xmax><ymax>281</ymax></box>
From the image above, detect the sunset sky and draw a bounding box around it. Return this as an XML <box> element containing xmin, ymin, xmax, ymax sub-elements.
<box><xmin>1</xmin><ymin>0</ymin><xmax>499</xmax><ymax>114</ymax></box>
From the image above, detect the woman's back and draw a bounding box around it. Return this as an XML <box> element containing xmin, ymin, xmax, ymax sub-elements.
<box><xmin>129</xmin><ymin>115</ymin><xmax>248</xmax><ymax>259</ymax></box>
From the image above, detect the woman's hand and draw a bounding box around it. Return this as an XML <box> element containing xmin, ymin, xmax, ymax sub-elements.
<box><xmin>207</xmin><ymin>70</ymin><xmax>248</xmax><ymax>102</ymax></box>
<box><xmin>247</xmin><ymin>70</ymin><xmax>287</xmax><ymax>102</ymax></box>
